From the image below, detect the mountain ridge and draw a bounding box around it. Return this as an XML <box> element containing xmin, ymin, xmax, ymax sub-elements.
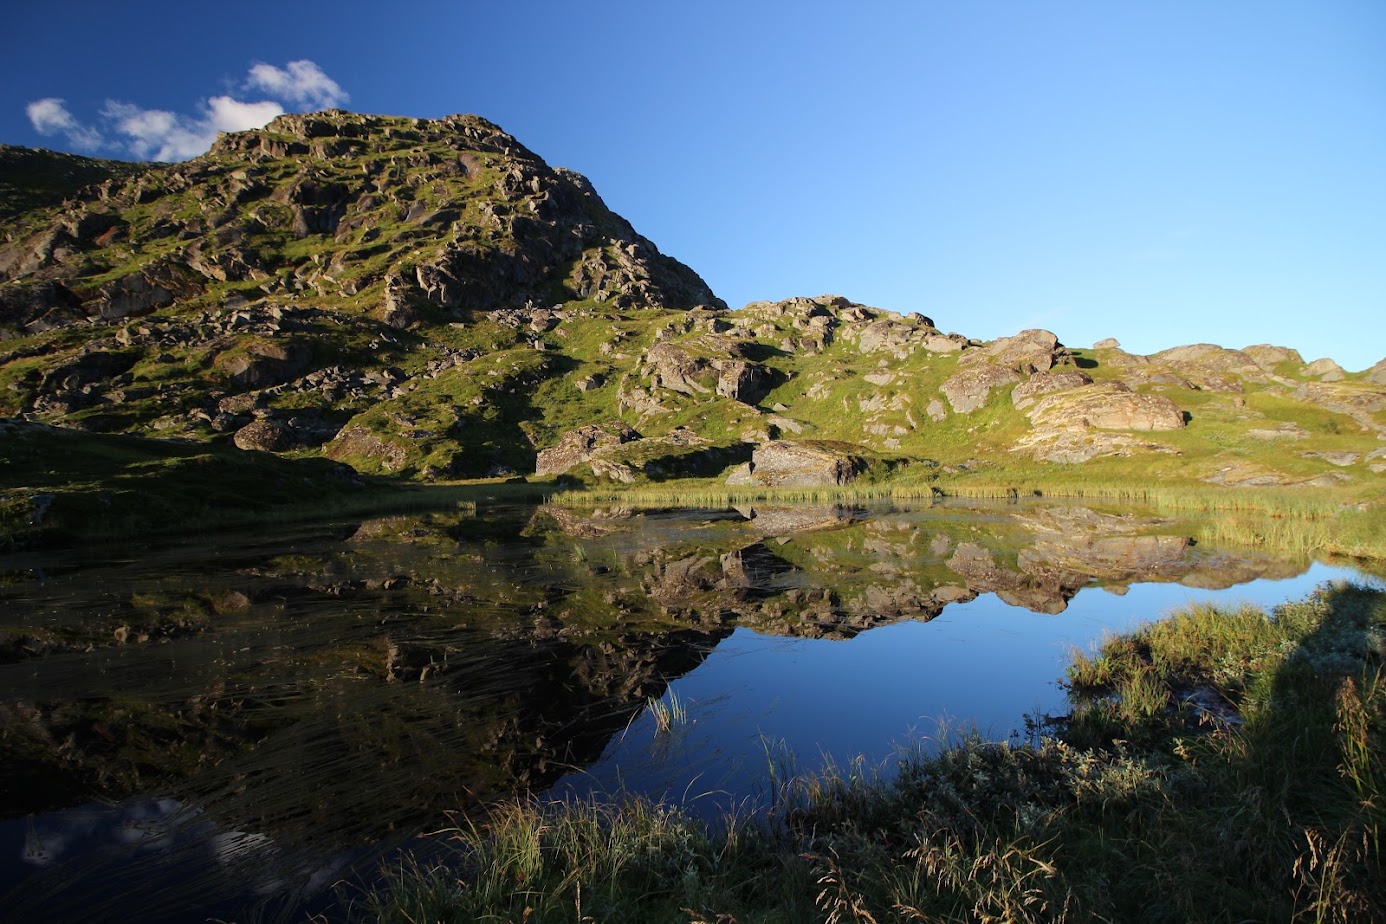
<box><xmin>1</xmin><ymin>110</ymin><xmax>1383</xmax><ymax>507</ymax></box>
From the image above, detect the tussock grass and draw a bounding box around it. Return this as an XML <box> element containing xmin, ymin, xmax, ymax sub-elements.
<box><xmin>357</xmin><ymin>583</ymin><xmax>1385</xmax><ymax>923</ymax></box>
<box><xmin>646</xmin><ymin>691</ymin><xmax>689</xmax><ymax>736</ymax></box>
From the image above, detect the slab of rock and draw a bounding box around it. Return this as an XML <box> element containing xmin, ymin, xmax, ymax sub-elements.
<box><xmin>716</xmin><ymin>359</ymin><xmax>771</xmax><ymax>404</ymax></box>
<box><xmin>726</xmin><ymin>440</ymin><xmax>867</xmax><ymax>488</ymax></box>
<box><xmin>1093</xmin><ymin>337</ymin><xmax>1121</xmax><ymax>349</ymax></box>
<box><xmin>940</xmin><ymin>364</ymin><xmax>1021</xmax><ymax>413</ymax></box>
<box><xmin>1303</xmin><ymin>357</ymin><xmax>1346</xmax><ymax>382</ymax></box>
<box><xmin>1011</xmin><ymin>370</ymin><xmax>1094</xmax><ymax>409</ymax></box>
<box><xmin>736</xmin><ymin>504</ymin><xmax>860</xmax><ymax>535</ymax></box>
<box><xmin>1027</xmin><ymin>385</ymin><xmax>1185</xmax><ymax>431</ymax></box>
<box><xmin>1247</xmin><ymin>424</ymin><xmax>1309</xmax><ymax>440</ymax></box>
<box><xmin>1292</xmin><ymin>382</ymin><xmax>1386</xmax><ymax>433</ymax></box>
<box><xmin>535</xmin><ymin>422</ymin><xmax>640</xmax><ymax>476</ymax></box>
<box><xmin>1243</xmin><ymin>344</ymin><xmax>1304</xmax><ymax>369</ymax></box>
<box><xmin>1366</xmin><ymin>358</ymin><xmax>1386</xmax><ymax>386</ymax></box>
<box><xmin>89</xmin><ymin>268</ymin><xmax>196</xmax><ymax>320</ymax></box>
<box><xmin>1300</xmin><ymin>450</ymin><xmax>1361</xmax><ymax>467</ymax></box>
<box><xmin>1202</xmin><ymin>462</ymin><xmax>1294</xmax><ymax>487</ymax></box>
<box><xmin>0</xmin><ymin>280</ymin><xmax>85</xmax><ymax>338</ymax></box>
<box><xmin>1011</xmin><ymin>427</ymin><xmax>1179</xmax><ymax>463</ymax></box>
<box><xmin>1151</xmin><ymin>343</ymin><xmax>1261</xmax><ymax>375</ymax></box>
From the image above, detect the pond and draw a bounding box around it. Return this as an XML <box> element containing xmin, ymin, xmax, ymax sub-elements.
<box><xmin>0</xmin><ymin>499</ymin><xmax>1372</xmax><ymax>922</ymax></box>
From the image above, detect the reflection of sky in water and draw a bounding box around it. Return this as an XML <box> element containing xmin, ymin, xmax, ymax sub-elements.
<box><xmin>557</xmin><ymin>561</ymin><xmax>1368</xmax><ymax>815</ymax></box>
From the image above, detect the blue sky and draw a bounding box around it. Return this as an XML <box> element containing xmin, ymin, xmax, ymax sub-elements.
<box><xmin>4</xmin><ymin>1</ymin><xmax>1383</xmax><ymax>369</ymax></box>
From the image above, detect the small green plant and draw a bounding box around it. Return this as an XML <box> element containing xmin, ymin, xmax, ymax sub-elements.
<box><xmin>645</xmin><ymin>690</ymin><xmax>688</xmax><ymax>735</ymax></box>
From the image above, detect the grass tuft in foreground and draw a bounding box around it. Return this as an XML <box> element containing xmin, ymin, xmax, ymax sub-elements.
<box><xmin>355</xmin><ymin>583</ymin><xmax>1385</xmax><ymax>923</ymax></box>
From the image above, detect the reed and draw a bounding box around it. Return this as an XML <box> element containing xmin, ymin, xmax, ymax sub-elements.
<box><xmin>645</xmin><ymin>690</ymin><xmax>688</xmax><ymax>735</ymax></box>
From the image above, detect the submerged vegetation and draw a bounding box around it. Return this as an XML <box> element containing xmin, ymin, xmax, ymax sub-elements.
<box><xmin>358</xmin><ymin>582</ymin><xmax>1384</xmax><ymax>923</ymax></box>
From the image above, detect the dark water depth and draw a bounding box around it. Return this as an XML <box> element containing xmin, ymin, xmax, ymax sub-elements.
<box><xmin>0</xmin><ymin>499</ymin><xmax>1372</xmax><ymax>922</ymax></box>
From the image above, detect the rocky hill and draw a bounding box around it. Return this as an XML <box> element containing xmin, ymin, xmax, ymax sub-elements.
<box><xmin>2</xmin><ymin>111</ymin><xmax>1384</xmax><ymax>500</ymax></box>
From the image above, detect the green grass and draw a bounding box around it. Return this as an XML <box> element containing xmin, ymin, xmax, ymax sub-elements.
<box><xmin>354</xmin><ymin>582</ymin><xmax>1386</xmax><ymax>923</ymax></box>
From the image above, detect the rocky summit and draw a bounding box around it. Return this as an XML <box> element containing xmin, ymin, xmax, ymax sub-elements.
<box><xmin>1</xmin><ymin>110</ymin><xmax>1385</xmax><ymax>494</ymax></box>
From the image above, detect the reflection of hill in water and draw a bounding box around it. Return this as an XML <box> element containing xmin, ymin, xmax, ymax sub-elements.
<box><xmin>537</xmin><ymin>500</ymin><xmax>1308</xmax><ymax>633</ymax></box>
<box><xmin>0</xmin><ymin>500</ymin><xmax>1314</xmax><ymax>915</ymax></box>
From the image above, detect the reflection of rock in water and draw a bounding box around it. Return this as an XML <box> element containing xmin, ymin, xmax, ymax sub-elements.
<box><xmin>949</xmin><ymin>541</ymin><xmax>1073</xmax><ymax>614</ymax></box>
<box><xmin>532</xmin><ymin>504</ymin><xmax>639</xmax><ymax>539</ymax></box>
<box><xmin>735</xmin><ymin>504</ymin><xmax>862</xmax><ymax>536</ymax></box>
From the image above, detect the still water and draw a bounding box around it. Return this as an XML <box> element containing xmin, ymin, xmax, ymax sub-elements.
<box><xmin>0</xmin><ymin>499</ymin><xmax>1371</xmax><ymax>921</ymax></box>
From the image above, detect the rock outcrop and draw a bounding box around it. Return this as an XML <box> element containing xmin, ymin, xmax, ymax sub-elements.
<box><xmin>535</xmin><ymin>422</ymin><xmax>641</xmax><ymax>476</ymax></box>
<box><xmin>1026</xmin><ymin>384</ymin><xmax>1186</xmax><ymax>432</ymax></box>
<box><xmin>726</xmin><ymin>440</ymin><xmax>867</xmax><ymax>488</ymax></box>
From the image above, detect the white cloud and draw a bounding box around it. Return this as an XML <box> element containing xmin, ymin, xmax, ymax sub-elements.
<box><xmin>205</xmin><ymin>95</ymin><xmax>285</xmax><ymax>133</ymax></box>
<box><xmin>25</xmin><ymin>97</ymin><xmax>104</xmax><ymax>149</ymax></box>
<box><xmin>246</xmin><ymin>60</ymin><xmax>349</xmax><ymax>110</ymax></box>
<box><xmin>22</xmin><ymin>59</ymin><xmax>346</xmax><ymax>162</ymax></box>
<box><xmin>100</xmin><ymin>95</ymin><xmax>287</xmax><ymax>161</ymax></box>
<box><xmin>100</xmin><ymin>99</ymin><xmax>267</xmax><ymax>162</ymax></box>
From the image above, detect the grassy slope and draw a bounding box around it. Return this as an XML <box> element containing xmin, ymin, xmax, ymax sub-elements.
<box><xmin>0</xmin><ymin>145</ymin><xmax>149</xmax><ymax>220</ymax></box>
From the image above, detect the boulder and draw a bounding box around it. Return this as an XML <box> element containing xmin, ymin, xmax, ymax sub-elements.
<box><xmin>716</xmin><ymin>360</ymin><xmax>771</xmax><ymax>404</ymax></box>
<box><xmin>1303</xmin><ymin>357</ymin><xmax>1346</xmax><ymax>382</ymax></box>
<box><xmin>1011</xmin><ymin>370</ymin><xmax>1094</xmax><ymax>410</ymax></box>
<box><xmin>965</xmin><ymin>328</ymin><xmax>1063</xmax><ymax>374</ymax></box>
<box><xmin>1243</xmin><ymin>344</ymin><xmax>1304</xmax><ymax>369</ymax></box>
<box><xmin>216</xmin><ymin>340</ymin><xmax>313</xmax><ymax>389</ymax></box>
<box><xmin>1027</xmin><ymin>385</ymin><xmax>1185</xmax><ymax>431</ymax></box>
<box><xmin>642</xmin><ymin>337</ymin><xmax>771</xmax><ymax>406</ymax></box>
<box><xmin>726</xmin><ymin>440</ymin><xmax>867</xmax><ymax>488</ymax></box>
<box><xmin>939</xmin><ymin>364</ymin><xmax>1021</xmax><ymax>413</ymax></box>
<box><xmin>232</xmin><ymin>419</ymin><xmax>292</xmax><ymax>453</ymax></box>
<box><xmin>858</xmin><ymin>317</ymin><xmax>929</xmax><ymax>355</ymax></box>
<box><xmin>1366</xmin><ymin>358</ymin><xmax>1386</xmax><ymax>386</ymax></box>
<box><xmin>1093</xmin><ymin>337</ymin><xmax>1121</xmax><ymax>349</ymax></box>
<box><xmin>535</xmin><ymin>422</ymin><xmax>640</xmax><ymax>476</ymax></box>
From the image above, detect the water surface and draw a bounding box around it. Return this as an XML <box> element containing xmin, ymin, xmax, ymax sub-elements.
<box><xmin>0</xmin><ymin>499</ymin><xmax>1371</xmax><ymax>921</ymax></box>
